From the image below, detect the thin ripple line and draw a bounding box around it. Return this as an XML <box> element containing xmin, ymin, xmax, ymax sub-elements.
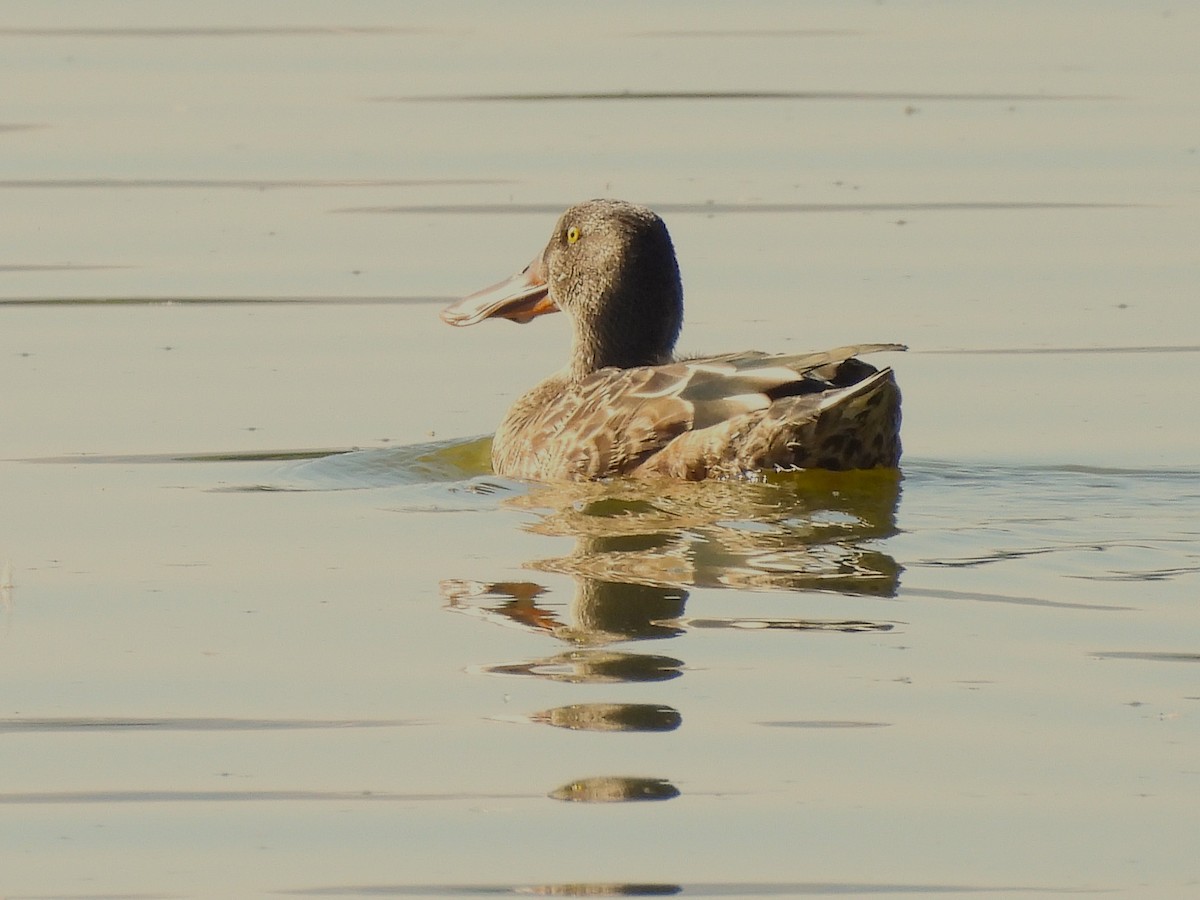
<box><xmin>0</xmin><ymin>264</ymin><xmax>132</xmax><ymax>272</ymax></box>
<box><xmin>374</xmin><ymin>89</ymin><xmax>1117</xmax><ymax>103</ymax></box>
<box><xmin>0</xmin><ymin>26</ymin><xmax>454</xmax><ymax>38</ymax></box>
<box><xmin>336</xmin><ymin>201</ymin><xmax>1134</xmax><ymax>215</ymax></box>
<box><xmin>0</xmin><ymin>295</ymin><xmax>449</xmax><ymax>306</ymax></box>
<box><xmin>921</xmin><ymin>345</ymin><xmax>1200</xmax><ymax>355</ymax></box>
<box><xmin>0</xmin><ymin>716</ymin><xmax>421</xmax><ymax>733</ymax></box>
<box><xmin>0</xmin><ymin>177</ymin><xmax>509</xmax><ymax>190</ymax></box>
<box><xmin>282</xmin><ymin>880</ymin><xmax>1104</xmax><ymax>896</ymax></box>
<box><xmin>0</xmin><ymin>789</ymin><xmax>530</xmax><ymax>804</ymax></box>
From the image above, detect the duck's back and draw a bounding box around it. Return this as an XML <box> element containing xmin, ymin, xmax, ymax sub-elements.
<box><xmin>491</xmin><ymin>344</ymin><xmax>904</xmax><ymax>482</ymax></box>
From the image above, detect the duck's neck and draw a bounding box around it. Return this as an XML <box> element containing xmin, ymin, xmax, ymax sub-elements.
<box><xmin>568</xmin><ymin>314</ymin><xmax>675</xmax><ymax>380</ymax></box>
<box><xmin>566</xmin><ymin>277</ymin><xmax>683</xmax><ymax>380</ymax></box>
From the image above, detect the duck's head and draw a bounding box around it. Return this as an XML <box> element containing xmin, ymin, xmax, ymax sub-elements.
<box><xmin>442</xmin><ymin>199</ymin><xmax>684</xmax><ymax>377</ymax></box>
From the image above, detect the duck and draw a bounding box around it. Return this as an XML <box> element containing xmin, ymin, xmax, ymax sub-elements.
<box><xmin>441</xmin><ymin>199</ymin><xmax>903</xmax><ymax>482</ymax></box>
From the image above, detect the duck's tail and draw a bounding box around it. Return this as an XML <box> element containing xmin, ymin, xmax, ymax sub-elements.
<box><xmin>757</xmin><ymin>367</ymin><xmax>902</xmax><ymax>471</ymax></box>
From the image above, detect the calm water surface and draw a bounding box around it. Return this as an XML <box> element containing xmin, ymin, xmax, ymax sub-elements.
<box><xmin>2</xmin><ymin>2</ymin><xmax>1198</xmax><ymax>897</ymax></box>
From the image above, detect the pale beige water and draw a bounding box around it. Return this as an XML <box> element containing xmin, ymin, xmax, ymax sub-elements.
<box><xmin>2</xmin><ymin>3</ymin><xmax>1198</xmax><ymax>897</ymax></box>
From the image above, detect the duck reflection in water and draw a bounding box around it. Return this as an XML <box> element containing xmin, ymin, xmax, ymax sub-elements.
<box><xmin>442</xmin><ymin>466</ymin><xmax>903</xmax><ymax>648</ymax></box>
<box><xmin>440</xmin><ymin>468</ymin><xmax>903</xmax><ymax>797</ymax></box>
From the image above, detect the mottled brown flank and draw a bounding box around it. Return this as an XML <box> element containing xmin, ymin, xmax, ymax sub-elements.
<box><xmin>492</xmin><ymin>345</ymin><xmax>902</xmax><ymax>481</ymax></box>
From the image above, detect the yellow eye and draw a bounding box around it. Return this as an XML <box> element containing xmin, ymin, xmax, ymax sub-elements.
<box><xmin>566</xmin><ymin>226</ymin><xmax>581</xmax><ymax>244</ymax></box>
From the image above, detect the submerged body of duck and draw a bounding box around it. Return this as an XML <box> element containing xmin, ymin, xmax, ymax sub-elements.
<box><xmin>442</xmin><ymin>199</ymin><xmax>903</xmax><ymax>482</ymax></box>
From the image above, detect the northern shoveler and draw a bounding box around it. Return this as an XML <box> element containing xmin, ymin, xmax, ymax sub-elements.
<box><xmin>442</xmin><ymin>199</ymin><xmax>903</xmax><ymax>481</ymax></box>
